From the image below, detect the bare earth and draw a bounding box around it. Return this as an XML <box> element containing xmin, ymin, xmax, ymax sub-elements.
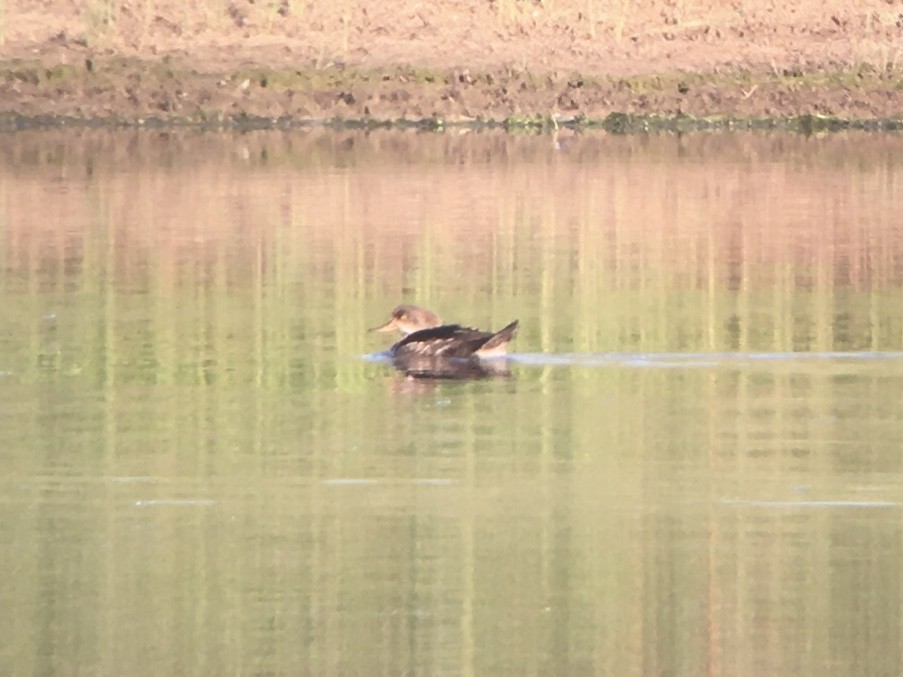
<box><xmin>2</xmin><ymin>1</ymin><xmax>902</xmax><ymax>124</ymax></box>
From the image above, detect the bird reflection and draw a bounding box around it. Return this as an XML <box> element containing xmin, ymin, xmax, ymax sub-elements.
<box><xmin>390</xmin><ymin>354</ymin><xmax>512</xmax><ymax>380</ymax></box>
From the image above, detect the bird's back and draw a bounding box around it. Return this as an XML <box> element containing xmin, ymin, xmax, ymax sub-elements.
<box><xmin>391</xmin><ymin>321</ymin><xmax>518</xmax><ymax>358</ymax></box>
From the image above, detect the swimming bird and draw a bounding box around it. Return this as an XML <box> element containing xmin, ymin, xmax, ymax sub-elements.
<box><xmin>371</xmin><ymin>305</ymin><xmax>519</xmax><ymax>359</ymax></box>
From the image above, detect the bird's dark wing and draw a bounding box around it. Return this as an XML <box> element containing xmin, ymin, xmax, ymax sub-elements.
<box><xmin>391</xmin><ymin>324</ymin><xmax>495</xmax><ymax>358</ymax></box>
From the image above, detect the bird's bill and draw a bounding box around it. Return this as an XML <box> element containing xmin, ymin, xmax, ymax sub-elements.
<box><xmin>369</xmin><ymin>317</ymin><xmax>399</xmax><ymax>333</ymax></box>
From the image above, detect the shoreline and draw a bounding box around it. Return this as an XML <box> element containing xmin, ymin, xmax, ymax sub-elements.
<box><xmin>3</xmin><ymin>110</ymin><xmax>903</xmax><ymax>135</ymax></box>
<box><xmin>2</xmin><ymin>57</ymin><xmax>903</xmax><ymax>133</ymax></box>
<box><xmin>2</xmin><ymin>1</ymin><xmax>902</xmax><ymax>129</ymax></box>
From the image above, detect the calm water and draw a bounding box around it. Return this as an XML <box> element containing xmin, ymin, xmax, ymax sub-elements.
<box><xmin>2</xmin><ymin>129</ymin><xmax>903</xmax><ymax>676</ymax></box>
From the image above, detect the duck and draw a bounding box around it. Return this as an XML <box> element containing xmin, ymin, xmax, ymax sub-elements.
<box><xmin>370</xmin><ymin>305</ymin><xmax>519</xmax><ymax>359</ymax></box>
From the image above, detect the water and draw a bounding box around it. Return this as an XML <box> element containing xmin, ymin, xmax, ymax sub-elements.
<box><xmin>2</xmin><ymin>129</ymin><xmax>903</xmax><ymax>675</ymax></box>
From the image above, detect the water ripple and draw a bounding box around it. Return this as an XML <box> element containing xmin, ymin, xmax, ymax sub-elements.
<box><xmin>509</xmin><ymin>351</ymin><xmax>903</xmax><ymax>369</ymax></box>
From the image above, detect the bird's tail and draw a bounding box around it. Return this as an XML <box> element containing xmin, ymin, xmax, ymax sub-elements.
<box><xmin>476</xmin><ymin>320</ymin><xmax>519</xmax><ymax>356</ymax></box>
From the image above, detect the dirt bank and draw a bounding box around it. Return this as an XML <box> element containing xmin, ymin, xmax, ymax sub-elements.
<box><xmin>2</xmin><ymin>1</ymin><xmax>902</xmax><ymax>126</ymax></box>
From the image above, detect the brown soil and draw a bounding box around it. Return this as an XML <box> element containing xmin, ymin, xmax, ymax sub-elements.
<box><xmin>2</xmin><ymin>1</ymin><xmax>903</xmax><ymax>125</ymax></box>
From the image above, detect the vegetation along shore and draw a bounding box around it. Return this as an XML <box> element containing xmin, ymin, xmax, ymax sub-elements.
<box><xmin>2</xmin><ymin>1</ymin><xmax>902</xmax><ymax>129</ymax></box>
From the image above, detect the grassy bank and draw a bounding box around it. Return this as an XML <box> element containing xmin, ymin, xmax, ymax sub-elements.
<box><xmin>1</xmin><ymin>1</ymin><xmax>902</xmax><ymax>126</ymax></box>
